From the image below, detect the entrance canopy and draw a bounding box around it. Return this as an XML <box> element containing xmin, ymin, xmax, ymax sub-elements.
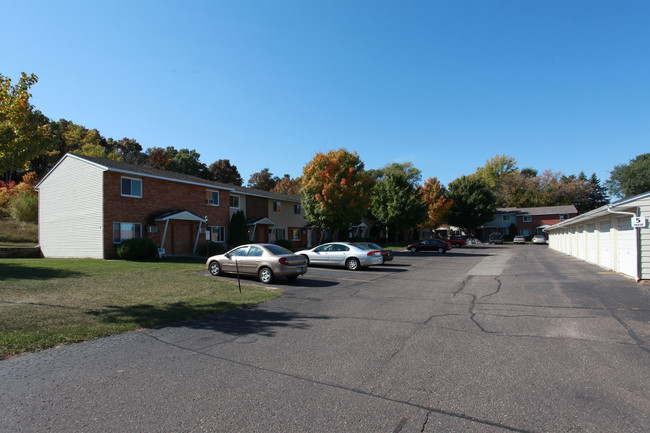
<box><xmin>154</xmin><ymin>211</ymin><xmax>206</xmax><ymax>256</ymax></box>
<box><xmin>155</xmin><ymin>211</ymin><xmax>207</xmax><ymax>223</ymax></box>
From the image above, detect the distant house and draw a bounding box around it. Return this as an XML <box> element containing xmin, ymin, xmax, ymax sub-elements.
<box><xmin>515</xmin><ymin>205</ymin><xmax>578</xmax><ymax>237</ymax></box>
<box><xmin>480</xmin><ymin>205</ymin><xmax>578</xmax><ymax>240</ymax></box>
<box><xmin>35</xmin><ymin>154</ymin><xmax>311</xmax><ymax>258</ymax></box>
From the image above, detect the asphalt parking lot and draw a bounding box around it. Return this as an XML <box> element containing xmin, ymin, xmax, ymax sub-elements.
<box><xmin>1</xmin><ymin>245</ymin><xmax>649</xmax><ymax>432</ymax></box>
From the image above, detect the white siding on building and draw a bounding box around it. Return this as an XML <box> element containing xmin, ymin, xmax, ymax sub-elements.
<box><xmin>38</xmin><ymin>156</ymin><xmax>105</xmax><ymax>258</ymax></box>
<box><xmin>641</xmin><ymin>201</ymin><xmax>650</xmax><ymax>279</ymax></box>
<box><xmin>546</xmin><ymin>192</ymin><xmax>650</xmax><ymax>280</ymax></box>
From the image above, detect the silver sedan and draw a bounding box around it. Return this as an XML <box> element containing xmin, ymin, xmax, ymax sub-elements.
<box><xmin>206</xmin><ymin>243</ymin><xmax>307</xmax><ymax>284</ymax></box>
<box><xmin>295</xmin><ymin>242</ymin><xmax>383</xmax><ymax>270</ymax></box>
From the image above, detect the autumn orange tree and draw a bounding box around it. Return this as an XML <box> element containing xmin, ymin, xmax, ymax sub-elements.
<box><xmin>421</xmin><ymin>177</ymin><xmax>453</xmax><ymax>230</ymax></box>
<box><xmin>271</xmin><ymin>175</ymin><xmax>302</xmax><ymax>196</ymax></box>
<box><xmin>300</xmin><ymin>149</ymin><xmax>373</xmax><ymax>238</ymax></box>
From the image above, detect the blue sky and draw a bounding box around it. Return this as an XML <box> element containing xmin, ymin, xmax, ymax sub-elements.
<box><xmin>3</xmin><ymin>1</ymin><xmax>649</xmax><ymax>187</ymax></box>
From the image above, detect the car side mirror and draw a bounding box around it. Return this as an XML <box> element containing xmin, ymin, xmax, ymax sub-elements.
<box><xmin>224</xmin><ymin>253</ymin><xmax>231</xmax><ymax>259</ymax></box>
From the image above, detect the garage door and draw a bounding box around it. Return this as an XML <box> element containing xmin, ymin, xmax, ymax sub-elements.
<box><xmin>586</xmin><ymin>224</ymin><xmax>597</xmax><ymax>264</ymax></box>
<box><xmin>616</xmin><ymin>218</ymin><xmax>637</xmax><ymax>278</ymax></box>
<box><xmin>599</xmin><ymin>221</ymin><xmax>611</xmax><ymax>269</ymax></box>
<box><xmin>576</xmin><ymin>226</ymin><xmax>585</xmax><ymax>260</ymax></box>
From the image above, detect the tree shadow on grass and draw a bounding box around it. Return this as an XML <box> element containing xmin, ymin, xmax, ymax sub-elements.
<box><xmin>0</xmin><ymin>263</ymin><xmax>85</xmax><ymax>281</ymax></box>
<box><xmin>87</xmin><ymin>302</ymin><xmax>330</xmax><ymax>337</ymax></box>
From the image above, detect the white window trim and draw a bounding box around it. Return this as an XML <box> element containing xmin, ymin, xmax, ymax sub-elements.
<box><xmin>208</xmin><ymin>226</ymin><xmax>226</xmax><ymax>243</ymax></box>
<box><xmin>113</xmin><ymin>222</ymin><xmax>142</xmax><ymax>244</ymax></box>
<box><xmin>206</xmin><ymin>190</ymin><xmax>220</xmax><ymax>206</ymax></box>
<box><xmin>230</xmin><ymin>195</ymin><xmax>240</xmax><ymax>209</ymax></box>
<box><xmin>121</xmin><ymin>176</ymin><xmax>142</xmax><ymax>198</ymax></box>
<box><xmin>291</xmin><ymin>228</ymin><xmax>301</xmax><ymax>241</ymax></box>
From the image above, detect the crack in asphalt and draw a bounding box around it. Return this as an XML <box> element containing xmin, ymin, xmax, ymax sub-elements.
<box><xmin>598</xmin><ymin>298</ymin><xmax>649</xmax><ymax>354</ymax></box>
<box><xmin>142</xmin><ymin>331</ymin><xmax>537</xmax><ymax>433</ymax></box>
<box><xmin>420</xmin><ymin>411</ymin><xmax>431</xmax><ymax>432</ymax></box>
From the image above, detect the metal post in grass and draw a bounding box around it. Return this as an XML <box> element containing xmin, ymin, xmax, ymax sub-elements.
<box><xmin>235</xmin><ymin>258</ymin><xmax>242</xmax><ymax>293</ymax></box>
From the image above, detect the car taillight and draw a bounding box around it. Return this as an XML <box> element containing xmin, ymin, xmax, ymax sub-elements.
<box><xmin>279</xmin><ymin>257</ymin><xmax>289</xmax><ymax>265</ymax></box>
<box><xmin>367</xmin><ymin>250</ymin><xmax>381</xmax><ymax>256</ymax></box>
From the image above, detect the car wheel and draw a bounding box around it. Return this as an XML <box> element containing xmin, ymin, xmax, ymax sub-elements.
<box><xmin>208</xmin><ymin>261</ymin><xmax>221</xmax><ymax>276</ymax></box>
<box><xmin>345</xmin><ymin>257</ymin><xmax>360</xmax><ymax>271</ymax></box>
<box><xmin>410</xmin><ymin>247</ymin><xmax>417</xmax><ymax>253</ymax></box>
<box><xmin>301</xmin><ymin>254</ymin><xmax>310</xmax><ymax>266</ymax></box>
<box><xmin>438</xmin><ymin>247</ymin><xmax>445</xmax><ymax>253</ymax></box>
<box><xmin>258</xmin><ymin>267</ymin><xmax>273</xmax><ymax>284</ymax></box>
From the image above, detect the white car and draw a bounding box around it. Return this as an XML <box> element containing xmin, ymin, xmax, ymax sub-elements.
<box><xmin>295</xmin><ymin>242</ymin><xmax>383</xmax><ymax>270</ymax></box>
<box><xmin>532</xmin><ymin>235</ymin><xmax>547</xmax><ymax>245</ymax></box>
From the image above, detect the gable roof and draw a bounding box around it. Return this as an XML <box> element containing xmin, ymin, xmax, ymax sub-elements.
<box><xmin>494</xmin><ymin>205</ymin><xmax>578</xmax><ymax>216</ymax></box>
<box><xmin>36</xmin><ymin>153</ymin><xmax>301</xmax><ymax>203</ymax></box>
<box><xmin>545</xmin><ymin>190</ymin><xmax>650</xmax><ymax>231</ymax></box>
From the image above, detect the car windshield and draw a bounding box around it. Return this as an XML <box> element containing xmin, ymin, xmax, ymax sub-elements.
<box><xmin>265</xmin><ymin>244</ymin><xmax>293</xmax><ymax>255</ymax></box>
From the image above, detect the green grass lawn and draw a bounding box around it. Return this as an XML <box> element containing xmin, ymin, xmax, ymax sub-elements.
<box><xmin>0</xmin><ymin>258</ymin><xmax>281</xmax><ymax>359</ymax></box>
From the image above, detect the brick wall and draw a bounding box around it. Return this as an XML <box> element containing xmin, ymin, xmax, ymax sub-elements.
<box><xmin>103</xmin><ymin>172</ymin><xmax>230</xmax><ymax>257</ymax></box>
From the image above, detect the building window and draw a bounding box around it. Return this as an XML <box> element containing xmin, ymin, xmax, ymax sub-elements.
<box><xmin>291</xmin><ymin>228</ymin><xmax>301</xmax><ymax>241</ymax></box>
<box><xmin>559</xmin><ymin>214</ymin><xmax>569</xmax><ymax>220</ymax></box>
<box><xmin>273</xmin><ymin>201</ymin><xmax>281</xmax><ymax>212</ymax></box>
<box><xmin>273</xmin><ymin>228</ymin><xmax>286</xmax><ymax>240</ymax></box>
<box><xmin>206</xmin><ymin>190</ymin><xmax>220</xmax><ymax>206</ymax></box>
<box><xmin>121</xmin><ymin>177</ymin><xmax>142</xmax><ymax>198</ymax></box>
<box><xmin>523</xmin><ymin>216</ymin><xmax>532</xmax><ymax>222</ymax></box>
<box><xmin>502</xmin><ymin>215</ymin><xmax>510</xmax><ymax>221</ymax></box>
<box><xmin>294</xmin><ymin>204</ymin><xmax>301</xmax><ymax>214</ymax></box>
<box><xmin>113</xmin><ymin>222</ymin><xmax>142</xmax><ymax>244</ymax></box>
<box><xmin>521</xmin><ymin>229</ymin><xmax>531</xmax><ymax>236</ymax></box>
<box><xmin>230</xmin><ymin>195</ymin><xmax>240</xmax><ymax>208</ymax></box>
<box><xmin>208</xmin><ymin>226</ymin><xmax>226</xmax><ymax>242</ymax></box>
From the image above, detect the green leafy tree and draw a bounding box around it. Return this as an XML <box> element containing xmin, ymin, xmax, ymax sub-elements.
<box><xmin>0</xmin><ymin>72</ymin><xmax>51</xmax><ymax>181</ymax></box>
<box><xmin>114</xmin><ymin>138</ymin><xmax>148</xmax><ymax>165</ymax></box>
<box><xmin>300</xmin><ymin>148</ymin><xmax>373</xmax><ymax>238</ymax></box>
<box><xmin>207</xmin><ymin>159</ymin><xmax>243</xmax><ymax>185</ymax></box>
<box><xmin>247</xmin><ymin>168</ymin><xmax>278</xmax><ymax>191</ymax></box>
<box><xmin>447</xmin><ymin>175</ymin><xmax>496</xmax><ymax>234</ymax></box>
<box><xmin>371</xmin><ymin>173</ymin><xmax>427</xmax><ymax>241</ymax></box>
<box><xmin>606</xmin><ymin>153</ymin><xmax>650</xmax><ymax>198</ymax></box>
<box><xmin>587</xmin><ymin>173</ymin><xmax>609</xmax><ymax>208</ymax></box>
<box><xmin>367</xmin><ymin>162</ymin><xmax>422</xmax><ymax>185</ymax></box>
<box><xmin>228</xmin><ymin>210</ymin><xmax>248</xmax><ymax>246</ymax></box>
<box><xmin>475</xmin><ymin>154</ymin><xmax>519</xmax><ymax>190</ymax></box>
<box><xmin>168</xmin><ymin>148</ymin><xmax>208</xmax><ymax>178</ymax></box>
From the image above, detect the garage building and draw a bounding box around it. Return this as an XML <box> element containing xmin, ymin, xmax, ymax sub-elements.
<box><xmin>545</xmin><ymin>191</ymin><xmax>650</xmax><ymax>281</ymax></box>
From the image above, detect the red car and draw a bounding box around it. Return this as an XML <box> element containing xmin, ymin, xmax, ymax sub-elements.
<box><xmin>407</xmin><ymin>239</ymin><xmax>451</xmax><ymax>253</ymax></box>
<box><xmin>444</xmin><ymin>235</ymin><xmax>467</xmax><ymax>247</ymax></box>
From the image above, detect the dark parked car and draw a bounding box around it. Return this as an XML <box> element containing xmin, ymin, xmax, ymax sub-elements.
<box><xmin>407</xmin><ymin>239</ymin><xmax>451</xmax><ymax>253</ymax></box>
<box><xmin>445</xmin><ymin>235</ymin><xmax>467</xmax><ymax>247</ymax></box>
<box><xmin>488</xmin><ymin>233</ymin><xmax>504</xmax><ymax>244</ymax></box>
